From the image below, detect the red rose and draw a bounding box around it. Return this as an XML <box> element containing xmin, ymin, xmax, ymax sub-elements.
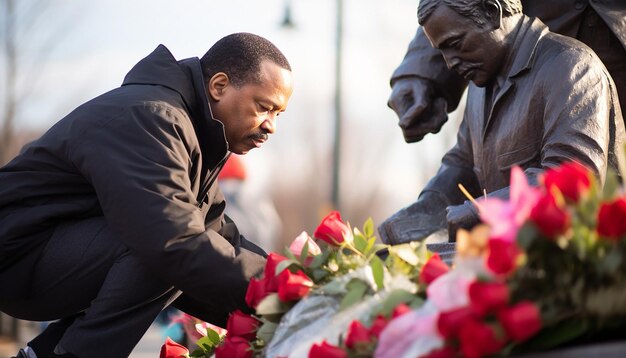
<box><xmin>277</xmin><ymin>269</ymin><xmax>313</xmax><ymax>302</ymax></box>
<box><xmin>265</xmin><ymin>252</ymin><xmax>288</xmax><ymax>292</ymax></box>
<box><xmin>498</xmin><ymin>301</ymin><xmax>542</xmax><ymax>342</ymax></box>
<box><xmin>245</xmin><ymin>277</ymin><xmax>268</xmax><ymax>309</ymax></box>
<box><xmin>530</xmin><ymin>192</ymin><xmax>570</xmax><ymax>238</ymax></box>
<box><xmin>543</xmin><ymin>162</ymin><xmax>591</xmax><ymax>203</ymax></box>
<box><xmin>159</xmin><ymin>337</ymin><xmax>189</xmax><ymax>358</ymax></box>
<box><xmin>419</xmin><ymin>253</ymin><xmax>450</xmax><ymax>285</ymax></box>
<box><xmin>459</xmin><ymin>319</ymin><xmax>506</xmax><ymax>358</ymax></box>
<box><xmin>437</xmin><ymin>306</ymin><xmax>476</xmax><ymax>339</ymax></box>
<box><xmin>225</xmin><ymin>310</ymin><xmax>260</xmax><ymax>341</ymax></box>
<box><xmin>423</xmin><ymin>346</ymin><xmax>457</xmax><ymax>358</ymax></box>
<box><xmin>344</xmin><ymin>320</ymin><xmax>371</xmax><ymax>349</ymax></box>
<box><xmin>368</xmin><ymin>315</ymin><xmax>388</xmax><ymax>338</ymax></box>
<box><xmin>486</xmin><ymin>239</ymin><xmax>521</xmax><ymax>275</ymax></box>
<box><xmin>391</xmin><ymin>303</ymin><xmax>412</xmax><ymax>318</ymax></box>
<box><xmin>313</xmin><ymin>211</ymin><xmax>350</xmax><ymax>246</ymax></box>
<box><xmin>469</xmin><ymin>281</ymin><xmax>509</xmax><ymax>316</ymax></box>
<box><xmin>214</xmin><ymin>336</ymin><xmax>252</xmax><ymax>358</ymax></box>
<box><xmin>597</xmin><ymin>197</ymin><xmax>626</xmax><ymax>240</ymax></box>
<box><xmin>308</xmin><ymin>340</ymin><xmax>347</xmax><ymax>358</ymax></box>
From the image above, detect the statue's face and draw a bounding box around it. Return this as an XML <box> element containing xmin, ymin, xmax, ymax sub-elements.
<box><xmin>423</xmin><ymin>4</ymin><xmax>506</xmax><ymax>87</ymax></box>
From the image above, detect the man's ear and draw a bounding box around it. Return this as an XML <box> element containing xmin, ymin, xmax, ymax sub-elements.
<box><xmin>207</xmin><ymin>72</ymin><xmax>230</xmax><ymax>101</ymax></box>
<box><xmin>482</xmin><ymin>0</ymin><xmax>502</xmax><ymax>29</ymax></box>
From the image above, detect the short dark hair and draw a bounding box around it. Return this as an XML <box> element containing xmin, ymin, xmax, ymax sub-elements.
<box><xmin>418</xmin><ymin>0</ymin><xmax>522</xmax><ymax>27</ymax></box>
<box><xmin>200</xmin><ymin>32</ymin><xmax>291</xmax><ymax>88</ymax></box>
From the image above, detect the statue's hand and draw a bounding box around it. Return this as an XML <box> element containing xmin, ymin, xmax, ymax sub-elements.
<box><xmin>387</xmin><ymin>77</ymin><xmax>448</xmax><ymax>143</ymax></box>
<box><xmin>446</xmin><ymin>201</ymin><xmax>480</xmax><ymax>242</ymax></box>
<box><xmin>378</xmin><ymin>193</ymin><xmax>448</xmax><ymax>245</ymax></box>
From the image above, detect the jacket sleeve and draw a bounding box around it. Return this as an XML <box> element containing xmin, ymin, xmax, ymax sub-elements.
<box><xmin>69</xmin><ymin>103</ymin><xmax>265</xmax><ymax>316</ymax></box>
<box><xmin>539</xmin><ymin>47</ymin><xmax>619</xmax><ymax>184</ymax></box>
<box><xmin>391</xmin><ymin>26</ymin><xmax>468</xmax><ymax>113</ymax></box>
<box><xmin>421</xmin><ymin>116</ymin><xmax>482</xmax><ymax>206</ymax></box>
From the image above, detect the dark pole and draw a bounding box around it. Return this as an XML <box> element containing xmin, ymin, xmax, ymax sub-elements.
<box><xmin>331</xmin><ymin>0</ymin><xmax>343</xmax><ymax>211</ymax></box>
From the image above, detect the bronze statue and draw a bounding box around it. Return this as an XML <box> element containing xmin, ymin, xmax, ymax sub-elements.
<box><xmin>379</xmin><ymin>0</ymin><xmax>625</xmax><ymax>244</ymax></box>
<box><xmin>388</xmin><ymin>0</ymin><xmax>626</xmax><ymax>143</ymax></box>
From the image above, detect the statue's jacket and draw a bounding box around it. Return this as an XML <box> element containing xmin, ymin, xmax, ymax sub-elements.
<box><xmin>0</xmin><ymin>45</ymin><xmax>265</xmax><ymax>322</ymax></box>
<box><xmin>423</xmin><ymin>16</ymin><xmax>625</xmax><ymax>204</ymax></box>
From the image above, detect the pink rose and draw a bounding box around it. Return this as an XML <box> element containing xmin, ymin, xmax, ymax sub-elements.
<box><xmin>289</xmin><ymin>231</ymin><xmax>322</xmax><ymax>265</ymax></box>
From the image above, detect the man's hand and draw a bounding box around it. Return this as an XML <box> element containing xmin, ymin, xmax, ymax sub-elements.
<box><xmin>387</xmin><ymin>77</ymin><xmax>449</xmax><ymax>143</ymax></box>
<box><xmin>446</xmin><ymin>201</ymin><xmax>480</xmax><ymax>242</ymax></box>
<box><xmin>378</xmin><ymin>192</ymin><xmax>448</xmax><ymax>245</ymax></box>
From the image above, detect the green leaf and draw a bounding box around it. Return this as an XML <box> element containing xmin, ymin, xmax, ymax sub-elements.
<box><xmin>354</xmin><ymin>233</ymin><xmax>368</xmax><ymax>253</ymax></box>
<box><xmin>602</xmin><ymin>168</ymin><xmax>620</xmax><ymax>200</ymax></box>
<box><xmin>363</xmin><ymin>217</ymin><xmax>374</xmax><ymax>238</ymax></box>
<box><xmin>256</xmin><ymin>321</ymin><xmax>278</xmax><ymax>344</ymax></box>
<box><xmin>378</xmin><ymin>289</ymin><xmax>421</xmax><ymax>317</ymax></box>
<box><xmin>275</xmin><ymin>259</ymin><xmax>301</xmax><ymax>276</ymax></box>
<box><xmin>311</xmin><ymin>268</ymin><xmax>329</xmax><ymax>282</ymax></box>
<box><xmin>309</xmin><ymin>250</ymin><xmax>330</xmax><ymax>269</ymax></box>
<box><xmin>517</xmin><ymin>222</ymin><xmax>540</xmax><ymax>250</ymax></box>
<box><xmin>203</xmin><ymin>327</ymin><xmax>222</xmax><ymax>345</ymax></box>
<box><xmin>340</xmin><ymin>279</ymin><xmax>369</xmax><ymax>310</ymax></box>
<box><xmin>189</xmin><ymin>347</ymin><xmax>211</xmax><ymax>357</ymax></box>
<box><xmin>300</xmin><ymin>241</ymin><xmax>310</xmax><ymax>265</ymax></box>
<box><xmin>283</xmin><ymin>247</ymin><xmax>299</xmax><ymax>262</ymax></box>
<box><xmin>598</xmin><ymin>249</ymin><xmax>622</xmax><ymax>275</ymax></box>
<box><xmin>370</xmin><ymin>255</ymin><xmax>385</xmax><ymax>290</ymax></box>
<box><xmin>255</xmin><ymin>293</ymin><xmax>291</xmax><ymax>316</ymax></box>
<box><xmin>196</xmin><ymin>334</ymin><xmax>218</xmax><ymax>349</ymax></box>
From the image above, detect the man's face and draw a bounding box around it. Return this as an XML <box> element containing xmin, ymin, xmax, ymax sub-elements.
<box><xmin>423</xmin><ymin>4</ymin><xmax>505</xmax><ymax>87</ymax></box>
<box><xmin>210</xmin><ymin>60</ymin><xmax>293</xmax><ymax>154</ymax></box>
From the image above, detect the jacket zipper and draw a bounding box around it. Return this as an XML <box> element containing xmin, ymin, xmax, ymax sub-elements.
<box><xmin>197</xmin><ymin>153</ymin><xmax>230</xmax><ymax>207</ymax></box>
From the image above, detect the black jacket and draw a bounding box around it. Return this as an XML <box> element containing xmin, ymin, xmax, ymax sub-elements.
<box><xmin>0</xmin><ymin>45</ymin><xmax>265</xmax><ymax>316</ymax></box>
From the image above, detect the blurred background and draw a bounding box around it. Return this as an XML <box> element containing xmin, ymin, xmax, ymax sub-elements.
<box><xmin>0</xmin><ymin>0</ymin><xmax>464</xmax><ymax>355</ymax></box>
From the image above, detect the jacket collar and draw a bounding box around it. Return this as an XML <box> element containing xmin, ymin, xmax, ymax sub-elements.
<box><xmin>122</xmin><ymin>45</ymin><xmax>229</xmax><ymax>168</ymax></box>
<box><xmin>505</xmin><ymin>16</ymin><xmax>547</xmax><ymax>80</ymax></box>
<box><xmin>481</xmin><ymin>16</ymin><xmax>547</xmax><ymax>138</ymax></box>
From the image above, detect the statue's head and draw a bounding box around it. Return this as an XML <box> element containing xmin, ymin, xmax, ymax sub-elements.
<box><xmin>418</xmin><ymin>0</ymin><xmax>523</xmax><ymax>87</ymax></box>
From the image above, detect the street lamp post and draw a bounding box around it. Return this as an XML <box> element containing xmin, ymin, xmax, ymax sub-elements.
<box><xmin>331</xmin><ymin>0</ymin><xmax>343</xmax><ymax>212</ymax></box>
<box><xmin>281</xmin><ymin>0</ymin><xmax>344</xmax><ymax>212</ymax></box>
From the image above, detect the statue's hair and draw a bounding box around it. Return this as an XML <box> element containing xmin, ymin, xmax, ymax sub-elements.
<box><xmin>200</xmin><ymin>32</ymin><xmax>291</xmax><ymax>88</ymax></box>
<box><xmin>418</xmin><ymin>0</ymin><xmax>522</xmax><ymax>26</ymax></box>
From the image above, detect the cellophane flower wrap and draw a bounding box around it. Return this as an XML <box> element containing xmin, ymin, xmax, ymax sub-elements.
<box><xmin>162</xmin><ymin>160</ymin><xmax>626</xmax><ymax>358</ymax></box>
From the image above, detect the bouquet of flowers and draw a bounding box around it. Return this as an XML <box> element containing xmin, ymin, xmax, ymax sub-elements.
<box><xmin>161</xmin><ymin>160</ymin><xmax>626</xmax><ymax>358</ymax></box>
